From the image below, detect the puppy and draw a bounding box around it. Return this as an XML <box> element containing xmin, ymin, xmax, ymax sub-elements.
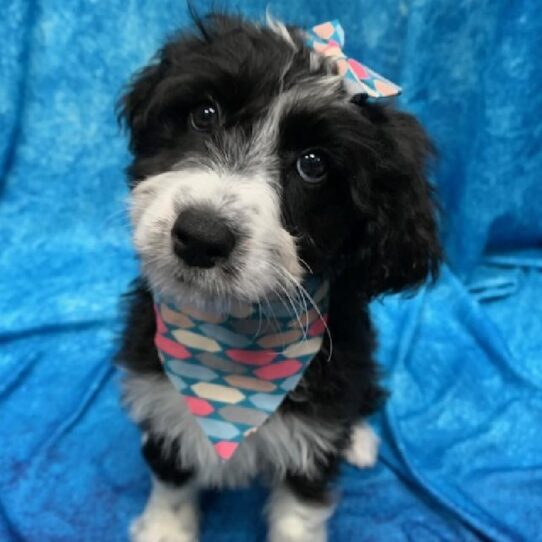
<box><xmin>115</xmin><ymin>13</ymin><xmax>440</xmax><ymax>542</ymax></box>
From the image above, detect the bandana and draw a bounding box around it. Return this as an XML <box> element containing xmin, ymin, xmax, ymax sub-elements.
<box><xmin>154</xmin><ymin>278</ymin><xmax>330</xmax><ymax>461</ymax></box>
<box><xmin>306</xmin><ymin>20</ymin><xmax>401</xmax><ymax>99</ymax></box>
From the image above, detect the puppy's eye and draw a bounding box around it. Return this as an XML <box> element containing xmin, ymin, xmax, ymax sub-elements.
<box><xmin>189</xmin><ymin>102</ymin><xmax>219</xmax><ymax>132</ymax></box>
<box><xmin>296</xmin><ymin>150</ymin><xmax>328</xmax><ymax>184</ymax></box>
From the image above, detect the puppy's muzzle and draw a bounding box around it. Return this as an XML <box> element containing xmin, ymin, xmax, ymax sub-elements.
<box><xmin>171</xmin><ymin>206</ymin><xmax>237</xmax><ymax>269</ymax></box>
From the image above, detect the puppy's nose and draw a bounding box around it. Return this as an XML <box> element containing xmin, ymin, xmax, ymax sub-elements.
<box><xmin>171</xmin><ymin>207</ymin><xmax>236</xmax><ymax>268</ymax></box>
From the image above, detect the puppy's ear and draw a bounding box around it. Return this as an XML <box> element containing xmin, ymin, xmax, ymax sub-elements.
<box><xmin>117</xmin><ymin>59</ymin><xmax>165</xmax><ymax>154</ymax></box>
<box><xmin>353</xmin><ymin>104</ymin><xmax>441</xmax><ymax>295</ymax></box>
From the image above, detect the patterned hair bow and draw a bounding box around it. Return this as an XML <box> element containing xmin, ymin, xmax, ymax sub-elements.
<box><xmin>306</xmin><ymin>20</ymin><xmax>401</xmax><ymax>99</ymax></box>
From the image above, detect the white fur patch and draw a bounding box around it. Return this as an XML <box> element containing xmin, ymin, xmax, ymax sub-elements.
<box><xmin>130</xmin><ymin>478</ymin><xmax>199</xmax><ymax>542</ymax></box>
<box><xmin>122</xmin><ymin>372</ymin><xmax>343</xmax><ymax>488</ymax></box>
<box><xmin>344</xmin><ymin>423</ymin><xmax>379</xmax><ymax>469</ymax></box>
<box><xmin>267</xmin><ymin>485</ymin><xmax>334</xmax><ymax>542</ymax></box>
<box><xmin>130</xmin><ymin>168</ymin><xmax>302</xmax><ymax>310</ymax></box>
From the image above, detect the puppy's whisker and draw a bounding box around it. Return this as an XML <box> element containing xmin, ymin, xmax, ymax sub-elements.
<box><xmin>281</xmin><ymin>268</ymin><xmax>333</xmax><ymax>362</ymax></box>
<box><xmin>297</xmin><ymin>256</ymin><xmax>313</xmax><ymax>274</ymax></box>
<box><xmin>266</xmin><ymin>263</ymin><xmax>310</xmax><ymax>338</ymax></box>
<box><xmin>262</xmin><ymin>292</ymin><xmax>282</xmax><ymax>335</ymax></box>
<box><xmin>273</xmin><ymin>280</ymin><xmax>306</xmax><ymax>339</ymax></box>
<box><xmin>254</xmin><ymin>298</ymin><xmax>264</xmax><ymax>338</ymax></box>
<box><xmin>289</xmin><ymin>274</ymin><xmax>310</xmax><ymax>335</ymax></box>
<box><xmin>279</xmin><ymin>276</ymin><xmax>310</xmax><ymax>341</ymax></box>
<box><xmin>293</xmin><ymin>279</ymin><xmax>310</xmax><ymax>338</ymax></box>
<box><xmin>101</xmin><ymin>207</ymin><xmax>131</xmax><ymax>228</ymax></box>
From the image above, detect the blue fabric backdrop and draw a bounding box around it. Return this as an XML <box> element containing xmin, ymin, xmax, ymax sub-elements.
<box><xmin>1</xmin><ymin>1</ymin><xmax>541</xmax><ymax>541</ymax></box>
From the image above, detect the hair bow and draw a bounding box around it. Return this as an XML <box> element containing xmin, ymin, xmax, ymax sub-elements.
<box><xmin>306</xmin><ymin>20</ymin><xmax>401</xmax><ymax>99</ymax></box>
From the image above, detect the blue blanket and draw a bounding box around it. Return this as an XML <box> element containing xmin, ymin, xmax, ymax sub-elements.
<box><xmin>1</xmin><ymin>1</ymin><xmax>541</xmax><ymax>541</ymax></box>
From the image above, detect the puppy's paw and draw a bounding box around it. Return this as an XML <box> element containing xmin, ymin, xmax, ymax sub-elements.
<box><xmin>344</xmin><ymin>422</ymin><xmax>379</xmax><ymax>469</ymax></box>
<box><xmin>130</xmin><ymin>479</ymin><xmax>198</xmax><ymax>542</ymax></box>
<box><xmin>267</xmin><ymin>485</ymin><xmax>332</xmax><ymax>542</ymax></box>
<box><xmin>269</xmin><ymin>516</ymin><xmax>327</xmax><ymax>542</ymax></box>
<box><xmin>130</xmin><ymin>511</ymin><xmax>197</xmax><ymax>542</ymax></box>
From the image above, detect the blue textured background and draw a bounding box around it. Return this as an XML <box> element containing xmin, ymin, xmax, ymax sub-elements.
<box><xmin>1</xmin><ymin>1</ymin><xmax>541</xmax><ymax>541</ymax></box>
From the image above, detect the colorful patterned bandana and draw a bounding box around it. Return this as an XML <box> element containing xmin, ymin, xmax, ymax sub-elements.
<box><xmin>306</xmin><ymin>20</ymin><xmax>401</xmax><ymax>99</ymax></box>
<box><xmin>154</xmin><ymin>278</ymin><xmax>330</xmax><ymax>461</ymax></box>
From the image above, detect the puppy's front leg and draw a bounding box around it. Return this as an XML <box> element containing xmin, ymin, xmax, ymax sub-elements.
<box><xmin>131</xmin><ymin>435</ymin><xmax>199</xmax><ymax>542</ymax></box>
<box><xmin>267</xmin><ymin>478</ymin><xmax>335</xmax><ymax>542</ymax></box>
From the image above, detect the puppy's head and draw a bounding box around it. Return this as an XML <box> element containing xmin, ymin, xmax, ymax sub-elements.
<box><xmin>120</xmin><ymin>14</ymin><xmax>440</xmax><ymax>307</ymax></box>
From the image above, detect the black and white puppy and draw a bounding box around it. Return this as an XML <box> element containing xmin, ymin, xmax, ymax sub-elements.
<box><xmin>116</xmin><ymin>13</ymin><xmax>440</xmax><ymax>542</ymax></box>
